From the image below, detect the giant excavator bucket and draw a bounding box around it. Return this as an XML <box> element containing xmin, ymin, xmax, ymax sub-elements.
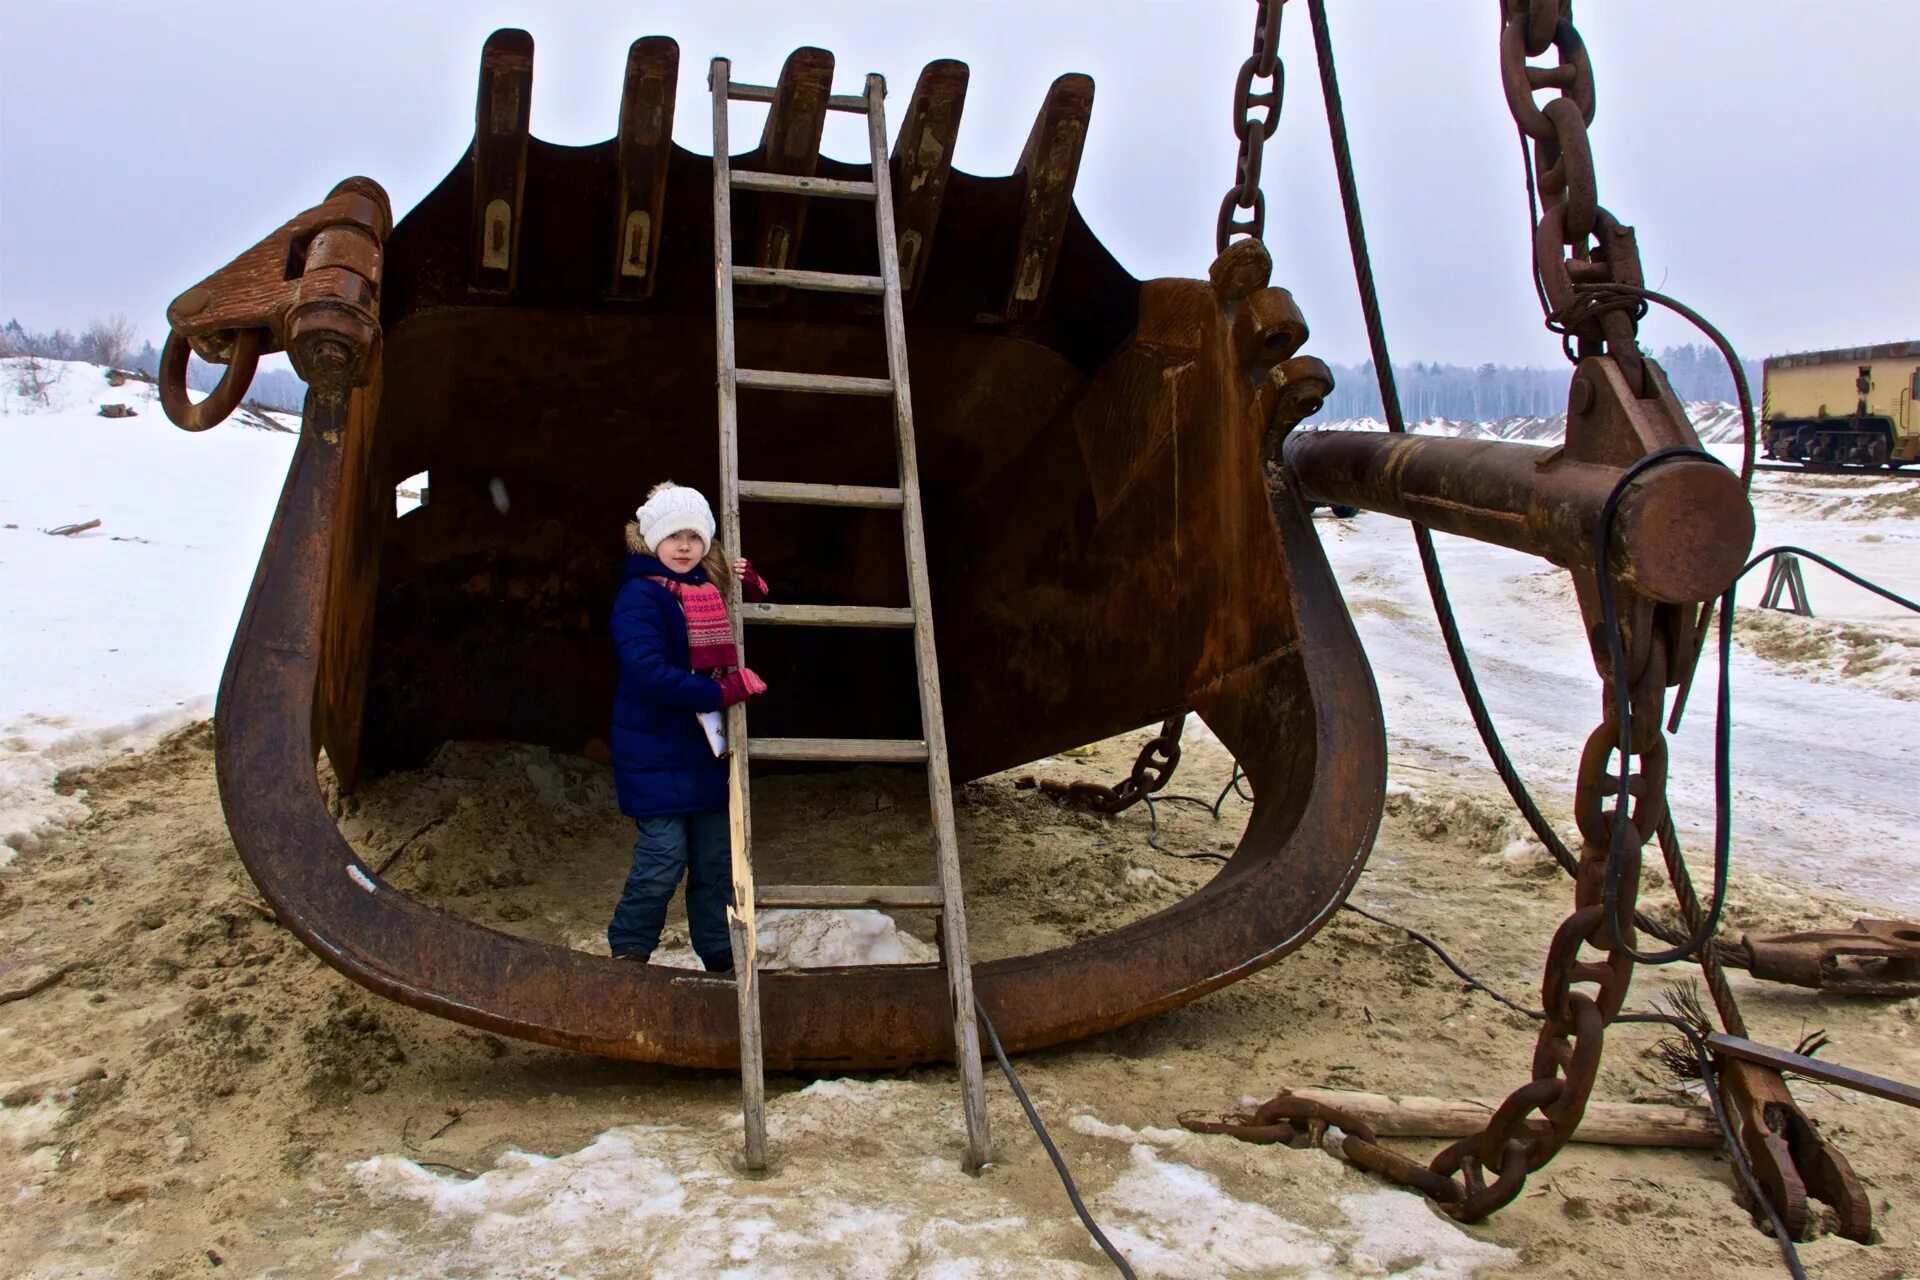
<box><xmin>162</xmin><ymin>35</ymin><xmax>1381</xmax><ymax>1068</ymax></box>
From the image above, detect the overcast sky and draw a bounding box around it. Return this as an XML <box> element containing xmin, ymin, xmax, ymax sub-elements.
<box><xmin>2</xmin><ymin>1</ymin><xmax>1914</xmax><ymax>369</ymax></box>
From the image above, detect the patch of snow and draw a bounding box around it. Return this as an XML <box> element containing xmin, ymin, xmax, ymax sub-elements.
<box><xmin>1337</xmin><ymin>1190</ymin><xmax>1516</xmax><ymax>1279</ymax></box>
<box><xmin>0</xmin><ymin>1099</ymin><xmax>67</xmax><ymax>1153</ymax></box>
<box><xmin>755</xmin><ymin>908</ymin><xmax>938</xmax><ymax>968</ymax></box>
<box><xmin>0</xmin><ymin>358</ymin><xmax>297</xmax><ymax>856</ymax></box>
<box><xmin>345</xmin><ymin>1083</ymin><xmax>1516</xmax><ymax>1279</ymax></box>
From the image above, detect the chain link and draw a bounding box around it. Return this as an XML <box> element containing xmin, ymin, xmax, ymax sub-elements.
<box><xmin>1217</xmin><ymin>0</ymin><xmax>1287</xmax><ymax>253</ymax></box>
<box><xmin>1499</xmin><ymin>0</ymin><xmax>1654</xmax><ymax>395</ymax></box>
<box><xmin>1038</xmin><ymin>714</ymin><xmax>1187</xmax><ymax>814</ymax></box>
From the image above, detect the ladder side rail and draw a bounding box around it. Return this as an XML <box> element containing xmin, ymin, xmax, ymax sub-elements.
<box><xmin>863</xmin><ymin>71</ymin><xmax>992</xmax><ymax>1173</ymax></box>
<box><xmin>709</xmin><ymin>56</ymin><xmax>768</xmax><ymax>1173</ymax></box>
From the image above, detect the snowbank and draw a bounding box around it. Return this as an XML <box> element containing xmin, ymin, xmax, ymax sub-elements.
<box><xmin>345</xmin><ymin>1078</ymin><xmax>1515</xmax><ymax>1278</ymax></box>
<box><xmin>0</xmin><ymin>357</ymin><xmax>296</xmax><ymax>856</ymax></box>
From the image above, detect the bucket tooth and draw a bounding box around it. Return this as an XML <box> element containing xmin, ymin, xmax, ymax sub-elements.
<box><xmin>611</xmin><ymin>36</ymin><xmax>680</xmax><ymax>298</ymax></box>
<box><xmin>891</xmin><ymin>59</ymin><xmax>968</xmax><ymax>308</ymax></box>
<box><xmin>746</xmin><ymin>46</ymin><xmax>835</xmax><ymax>278</ymax></box>
<box><xmin>1005</xmin><ymin>72</ymin><xmax>1093</xmax><ymax>322</ymax></box>
<box><xmin>471</xmin><ymin>28</ymin><xmax>533</xmax><ymax>293</ymax></box>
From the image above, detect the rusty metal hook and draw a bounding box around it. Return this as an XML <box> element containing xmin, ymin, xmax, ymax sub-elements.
<box><xmin>158</xmin><ymin>328</ymin><xmax>265</xmax><ymax>431</ymax></box>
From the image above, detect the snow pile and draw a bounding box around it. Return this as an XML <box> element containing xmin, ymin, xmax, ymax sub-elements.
<box><xmin>643</xmin><ymin>908</ymin><xmax>937</xmax><ymax>970</ymax></box>
<box><xmin>345</xmin><ymin>1079</ymin><xmax>1514</xmax><ymax>1278</ymax></box>
<box><xmin>1311</xmin><ymin>399</ymin><xmax>1747</xmax><ymax>445</ymax></box>
<box><xmin>0</xmin><ymin>357</ymin><xmax>297</xmax><ymax>856</ymax></box>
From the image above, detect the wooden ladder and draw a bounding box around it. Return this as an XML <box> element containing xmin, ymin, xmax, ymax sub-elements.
<box><xmin>708</xmin><ymin>58</ymin><xmax>992</xmax><ymax>1175</ymax></box>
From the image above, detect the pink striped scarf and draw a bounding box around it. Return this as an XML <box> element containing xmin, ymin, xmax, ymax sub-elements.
<box><xmin>648</xmin><ymin>577</ymin><xmax>739</xmax><ymax>670</ymax></box>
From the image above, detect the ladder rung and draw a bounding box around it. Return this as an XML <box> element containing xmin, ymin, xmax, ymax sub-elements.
<box><xmin>732</xmin><ymin>265</ymin><xmax>884</xmax><ymax>295</ymax></box>
<box><xmin>736</xmin><ymin>369</ymin><xmax>894</xmax><ymax>397</ymax></box>
<box><xmin>727</xmin><ymin>83</ymin><xmax>869</xmax><ymax>114</ymax></box>
<box><xmin>738</xmin><ymin>480</ymin><xmax>905</xmax><ymax>509</ymax></box>
<box><xmin>730</xmin><ymin>170</ymin><xmax>877</xmax><ymax>199</ymax></box>
<box><xmin>748</xmin><ymin>737</ymin><xmax>929</xmax><ymax>763</ymax></box>
<box><xmin>755</xmin><ymin>884</ymin><xmax>944</xmax><ymax>910</ymax></box>
<box><xmin>741</xmin><ymin>602</ymin><xmax>915</xmax><ymax>628</ymax></box>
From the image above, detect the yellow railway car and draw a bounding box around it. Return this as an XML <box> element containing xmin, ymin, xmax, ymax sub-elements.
<box><xmin>1762</xmin><ymin>339</ymin><xmax>1920</xmax><ymax>467</ymax></box>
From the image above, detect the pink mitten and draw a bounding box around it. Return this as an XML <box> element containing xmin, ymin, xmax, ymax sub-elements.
<box><xmin>717</xmin><ymin>667</ymin><xmax>768</xmax><ymax>708</ymax></box>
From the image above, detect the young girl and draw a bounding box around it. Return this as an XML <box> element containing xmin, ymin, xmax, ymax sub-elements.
<box><xmin>607</xmin><ymin>481</ymin><xmax>769</xmax><ymax>971</ymax></box>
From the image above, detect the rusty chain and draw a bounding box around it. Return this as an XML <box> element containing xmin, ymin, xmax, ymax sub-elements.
<box><xmin>1216</xmin><ymin>0</ymin><xmax>1286</xmax><ymax>252</ymax></box>
<box><xmin>1502</xmin><ymin>0</ymin><xmax>1653</xmax><ymax>396</ymax></box>
<box><xmin>1039</xmin><ymin>714</ymin><xmax>1187</xmax><ymax>814</ymax></box>
<box><xmin>1191</xmin><ymin>0</ymin><xmax>1698</xmax><ymax>1224</ymax></box>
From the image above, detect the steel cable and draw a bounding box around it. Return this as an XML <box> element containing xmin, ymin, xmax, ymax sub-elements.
<box><xmin>974</xmin><ymin>1000</ymin><xmax>1137</xmax><ymax>1279</ymax></box>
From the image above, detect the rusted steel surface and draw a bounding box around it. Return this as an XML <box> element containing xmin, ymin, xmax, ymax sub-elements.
<box><xmin>157</xmin><ymin>177</ymin><xmax>389</xmax><ymax>429</ymax></box>
<box><xmin>1739</xmin><ymin>918</ymin><xmax>1920</xmax><ymax>998</ymax></box>
<box><xmin>747</xmin><ymin>47</ymin><xmax>835</xmax><ymax>277</ymax></box>
<box><xmin>471</xmin><ymin>29</ymin><xmax>533</xmax><ymax>292</ymax></box>
<box><xmin>180</xmin><ymin>36</ymin><xmax>1385</xmax><ymax>1069</ymax></box>
<box><xmin>611</xmin><ymin>36</ymin><xmax>680</xmax><ymax>298</ymax></box>
<box><xmin>1719</xmin><ymin>1058</ymin><xmax>1872</xmax><ymax>1242</ymax></box>
<box><xmin>1284</xmin><ymin>429</ymin><xmax>1752</xmax><ymax>603</ymax></box>
<box><xmin>1004</xmin><ymin>74</ymin><xmax>1093</xmax><ymax>322</ymax></box>
<box><xmin>890</xmin><ymin>59</ymin><xmax>967</xmax><ymax>307</ymax></box>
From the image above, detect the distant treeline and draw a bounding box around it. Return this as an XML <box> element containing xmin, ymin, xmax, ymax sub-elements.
<box><xmin>1308</xmin><ymin>344</ymin><xmax>1762</xmax><ymax>423</ymax></box>
<box><xmin>9</xmin><ymin>316</ymin><xmax>1760</xmax><ymax>424</ymax></box>
<box><xmin>2</xmin><ymin>317</ymin><xmax>308</xmax><ymax>412</ymax></box>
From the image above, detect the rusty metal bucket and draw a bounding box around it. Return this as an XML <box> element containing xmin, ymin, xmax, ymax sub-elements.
<box><xmin>168</xmin><ymin>34</ymin><xmax>1382</xmax><ymax>1069</ymax></box>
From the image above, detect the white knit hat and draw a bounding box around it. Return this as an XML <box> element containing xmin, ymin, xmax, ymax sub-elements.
<box><xmin>635</xmin><ymin>482</ymin><xmax>715</xmax><ymax>552</ymax></box>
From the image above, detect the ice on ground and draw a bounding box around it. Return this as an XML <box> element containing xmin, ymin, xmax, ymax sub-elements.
<box><xmin>634</xmin><ymin>908</ymin><xmax>936</xmax><ymax>971</ymax></box>
<box><xmin>346</xmin><ymin>1079</ymin><xmax>1516</xmax><ymax>1278</ymax></box>
<box><xmin>0</xmin><ymin>358</ymin><xmax>297</xmax><ymax>856</ymax></box>
<box><xmin>756</xmin><ymin>907</ymin><xmax>939</xmax><ymax>968</ymax></box>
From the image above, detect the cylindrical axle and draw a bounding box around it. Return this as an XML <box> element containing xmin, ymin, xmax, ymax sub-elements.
<box><xmin>1283</xmin><ymin>430</ymin><xmax>1754</xmax><ymax>604</ymax></box>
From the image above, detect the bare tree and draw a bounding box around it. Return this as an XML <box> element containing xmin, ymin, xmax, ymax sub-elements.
<box><xmin>14</xmin><ymin>352</ymin><xmax>58</xmax><ymax>405</ymax></box>
<box><xmin>80</xmin><ymin>313</ymin><xmax>139</xmax><ymax>369</ymax></box>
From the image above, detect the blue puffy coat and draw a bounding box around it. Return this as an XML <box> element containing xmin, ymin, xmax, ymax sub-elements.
<box><xmin>608</xmin><ymin>553</ymin><xmax>728</xmax><ymax>818</ymax></box>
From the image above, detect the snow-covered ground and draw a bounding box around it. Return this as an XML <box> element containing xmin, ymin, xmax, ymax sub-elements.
<box><xmin>342</xmin><ymin>1079</ymin><xmax>1513</xmax><ymax>1278</ymax></box>
<box><xmin>0</xmin><ymin>358</ymin><xmax>297</xmax><ymax>859</ymax></box>
<box><xmin>4</xmin><ymin>361</ymin><xmax>1917</xmax><ymax>1276</ymax></box>
<box><xmin>1314</xmin><ymin>438</ymin><xmax>1920</xmax><ymax>909</ymax></box>
<box><xmin>1312</xmin><ymin>399</ymin><xmax>1751</xmax><ymax>445</ymax></box>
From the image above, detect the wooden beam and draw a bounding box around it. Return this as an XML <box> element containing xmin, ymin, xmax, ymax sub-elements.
<box><xmin>755</xmin><ymin>885</ymin><xmax>944</xmax><ymax>910</ymax></box>
<box><xmin>890</xmin><ymin>59</ymin><xmax>969</xmax><ymax>308</ymax></box>
<box><xmin>748</xmin><ymin>47</ymin><xmax>835</xmax><ymax>275</ymax></box>
<box><xmin>1005</xmin><ymin>73</ymin><xmax>1093</xmax><ymax>322</ymax></box>
<box><xmin>611</xmin><ymin>36</ymin><xmax>679</xmax><ymax>298</ymax></box>
<box><xmin>471</xmin><ymin>29</ymin><xmax>533</xmax><ymax>293</ymax></box>
<box><xmin>748</xmin><ymin>738</ymin><xmax>929</xmax><ymax>763</ymax></box>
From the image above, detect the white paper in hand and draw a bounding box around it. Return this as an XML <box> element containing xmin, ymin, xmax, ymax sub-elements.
<box><xmin>697</xmin><ymin>709</ymin><xmax>727</xmax><ymax>757</ymax></box>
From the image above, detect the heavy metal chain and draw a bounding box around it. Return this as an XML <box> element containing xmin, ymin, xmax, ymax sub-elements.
<box><xmin>1341</xmin><ymin>0</ymin><xmax>1675</xmax><ymax>1218</ymax></box>
<box><xmin>1216</xmin><ymin>0</ymin><xmax>1286</xmax><ymax>253</ymax></box>
<box><xmin>1191</xmin><ymin>0</ymin><xmax>1685</xmax><ymax>1220</ymax></box>
<box><xmin>1191</xmin><ymin>627</ymin><xmax>1676</xmax><ymax>1220</ymax></box>
<box><xmin>1039</xmin><ymin>714</ymin><xmax>1187</xmax><ymax>814</ymax></box>
<box><xmin>1502</xmin><ymin>0</ymin><xmax>1652</xmax><ymax>396</ymax></box>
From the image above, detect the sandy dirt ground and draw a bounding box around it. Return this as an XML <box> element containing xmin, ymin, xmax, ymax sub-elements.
<box><xmin>1</xmin><ymin>721</ymin><xmax>1916</xmax><ymax>1278</ymax></box>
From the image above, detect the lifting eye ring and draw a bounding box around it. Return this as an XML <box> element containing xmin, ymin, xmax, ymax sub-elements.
<box><xmin>159</xmin><ymin>327</ymin><xmax>265</xmax><ymax>431</ymax></box>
